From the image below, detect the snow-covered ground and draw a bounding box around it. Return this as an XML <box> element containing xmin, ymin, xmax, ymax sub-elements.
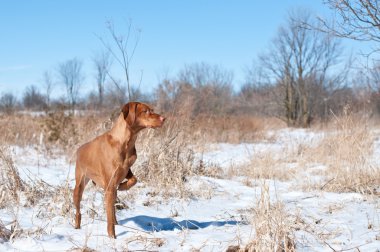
<box><xmin>0</xmin><ymin>129</ymin><xmax>379</xmax><ymax>251</ymax></box>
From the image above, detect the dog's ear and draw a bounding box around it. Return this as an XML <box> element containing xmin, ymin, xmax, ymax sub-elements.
<box><xmin>121</xmin><ymin>103</ymin><xmax>130</xmax><ymax>120</ymax></box>
<box><xmin>122</xmin><ymin>102</ymin><xmax>138</xmax><ymax>127</ymax></box>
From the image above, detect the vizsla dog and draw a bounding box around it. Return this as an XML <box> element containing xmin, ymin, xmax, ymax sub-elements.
<box><xmin>73</xmin><ymin>102</ymin><xmax>165</xmax><ymax>238</ymax></box>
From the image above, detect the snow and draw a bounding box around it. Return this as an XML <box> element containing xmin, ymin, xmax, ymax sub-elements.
<box><xmin>199</xmin><ymin>128</ymin><xmax>323</xmax><ymax>169</ymax></box>
<box><xmin>0</xmin><ymin>128</ymin><xmax>379</xmax><ymax>251</ymax></box>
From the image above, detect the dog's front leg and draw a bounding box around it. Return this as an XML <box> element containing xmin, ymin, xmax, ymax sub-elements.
<box><xmin>105</xmin><ymin>166</ymin><xmax>128</xmax><ymax>238</ymax></box>
<box><xmin>105</xmin><ymin>188</ymin><xmax>117</xmax><ymax>238</ymax></box>
<box><xmin>118</xmin><ymin>152</ymin><xmax>137</xmax><ymax>191</ymax></box>
<box><xmin>112</xmin><ymin>190</ymin><xmax>118</xmax><ymax>225</ymax></box>
<box><xmin>118</xmin><ymin>169</ymin><xmax>137</xmax><ymax>191</ymax></box>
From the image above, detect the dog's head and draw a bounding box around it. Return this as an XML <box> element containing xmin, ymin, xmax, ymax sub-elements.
<box><xmin>121</xmin><ymin>102</ymin><xmax>165</xmax><ymax>130</ymax></box>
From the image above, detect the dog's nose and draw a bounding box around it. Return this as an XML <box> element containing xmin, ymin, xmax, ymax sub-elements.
<box><xmin>159</xmin><ymin>116</ymin><xmax>166</xmax><ymax>122</ymax></box>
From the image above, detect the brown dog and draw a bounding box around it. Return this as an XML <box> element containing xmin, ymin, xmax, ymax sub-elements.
<box><xmin>73</xmin><ymin>102</ymin><xmax>165</xmax><ymax>238</ymax></box>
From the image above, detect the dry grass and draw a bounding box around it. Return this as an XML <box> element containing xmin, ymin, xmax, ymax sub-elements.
<box><xmin>0</xmin><ymin>110</ymin><xmax>111</xmax><ymax>154</ymax></box>
<box><xmin>229</xmin><ymin>107</ymin><xmax>380</xmax><ymax>194</ymax></box>
<box><xmin>233</xmin><ymin>153</ymin><xmax>297</xmax><ymax>182</ymax></box>
<box><xmin>133</xmin><ymin>116</ymin><xmax>198</xmax><ymax>198</ymax></box>
<box><xmin>303</xmin><ymin>109</ymin><xmax>380</xmax><ymax>194</ymax></box>
<box><xmin>0</xmin><ymin>220</ymin><xmax>12</xmax><ymax>242</ymax></box>
<box><xmin>192</xmin><ymin>115</ymin><xmax>285</xmax><ymax>143</ymax></box>
<box><xmin>0</xmin><ymin>145</ymin><xmax>73</xmax><ymax>242</ymax></box>
<box><xmin>0</xmin><ymin>146</ymin><xmax>64</xmax><ymax>209</ymax></box>
<box><xmin>244</xmin><ymin>182</ymin><xmax>296</xmax><ymax>252</ymax></box>
<box><xmin>0</xmin><ymin>147</ymin><xmax>25</xmax><ymax>207</ymax></box>
<box><xmin>131</xmin><ymin>114</ymin><xmax>261</xmax><ymax>199</ymax></box>
<box><xmin>0</xmin><ymin>114</ymin><xmax>42</xmax><ymax>146</ymax></box>
<box><xmin>0</xmin><ymin>111</ymin><xmax>278</xmax><ymax>157</ymax></box>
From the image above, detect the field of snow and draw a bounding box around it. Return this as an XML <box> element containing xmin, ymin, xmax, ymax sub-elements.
<box><xmin>0</xmin><ymin>128</ymin><xmax>379</xmax><ymax>251</ymax></box>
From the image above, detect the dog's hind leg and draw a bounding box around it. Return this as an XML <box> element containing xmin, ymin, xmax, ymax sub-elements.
<box><xmin>73</xmin><ymin>172</ymin><xmax>89</xmax><ymax>229</ymax></box>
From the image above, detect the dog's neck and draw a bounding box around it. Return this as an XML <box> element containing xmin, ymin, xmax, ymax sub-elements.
<box><xmin>109</xmin><ymin>113</ymin><xmax>141</xmax><ymax>147</ymax></box>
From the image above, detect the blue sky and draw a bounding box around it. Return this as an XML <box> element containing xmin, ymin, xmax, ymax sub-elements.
<box><xmin>0</xmin><ymin>1</ymin><xmax>370</xmax><ymax>99</ymax></box>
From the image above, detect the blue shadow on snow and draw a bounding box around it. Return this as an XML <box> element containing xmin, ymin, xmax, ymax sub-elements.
<box><xmin>120</xmin><ymin>215</ymin><xmax>241</xmax><ymax>232</ymax></box>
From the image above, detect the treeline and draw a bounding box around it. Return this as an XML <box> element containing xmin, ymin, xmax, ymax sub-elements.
<box><xmin>2</xmin><ymin>8</ymin><xmax>380</xmax><ymax>127</ymax></box>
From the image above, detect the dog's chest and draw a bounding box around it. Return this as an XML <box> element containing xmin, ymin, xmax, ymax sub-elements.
<box><xmin>119</xmin><ymin>145</ymin><xmax>137</xmax><ymax>168</ymax></box>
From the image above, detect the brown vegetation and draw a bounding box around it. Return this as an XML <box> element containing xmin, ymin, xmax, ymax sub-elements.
<box><xmin>245</xmin><ymin>182</ymin><xmax>296</xmax><ymax>252</ymax></box>
<box><xmin>303</xmin><ymin>108</ymin><xmax>380</xmax><ymax>194</ymax></box>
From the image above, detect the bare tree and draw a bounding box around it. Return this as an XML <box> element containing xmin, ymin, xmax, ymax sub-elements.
<box><xmin>98</xmin><ymin>20</ymin><xmax>141</xmax><ymax>102</ymax></box>
<box><xmin>181</xmin><ymin>63</ymin><xmax>234</xmax><ymax>115</ymax></box>
<box><xmin>22</xmin><ymin>85</ymin><xmax>46</xmax><ymax>110</ymax></box>
<box><xmin>43</xmin><ymin>71</ymin><xmax>54</xmax><ymax>108</ymax></box>
<box><xmin>93</xmin><ymin>51</ymin><xmax>111</xmax><ymax>107</ymax></box>
<box><xmin>156</xmin><ymin>77</ymin><xmax>180</xmax><ymax>114</ymax></box>
<box><xmin>0</xmin><ymin>93</ymin><xmax>18</xmax><ymax>114</ymax></box>
<box><xmin>237</xmin><ymin>61</ymin><xmax>278</xmax><ymax>116</ymax></box>
<box><xmin>369</xmin><ymin>62</ymin><xmax>380</xmax><ymax>91</ymax></box>
<box><xmin>57</xmin><ymin>58</ymin><xmax>84</xmax><ymax>111</ymax></box>
<box><xmin>317</xmin><ymin>1</ymin><xmax>380</xmax><ymax>116</ymax></box>
<box><xmin>156</xmin><ymin>62</ymin><xmax>234</xmax><ymax>116</ymax></box>
<box><xmin>105</xmin><ymin>84</ymin><xmax>128</xmax><ymax>107</ymax></box>
<box><xmin>321</xmin><ymin>0</ymin><xmax>380</xmax><ymax>43</ymax></box>
<box><xmin>258</xmin><ymin>9</ymin><xmax>344</xmax><ymax>127</ymax></box>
